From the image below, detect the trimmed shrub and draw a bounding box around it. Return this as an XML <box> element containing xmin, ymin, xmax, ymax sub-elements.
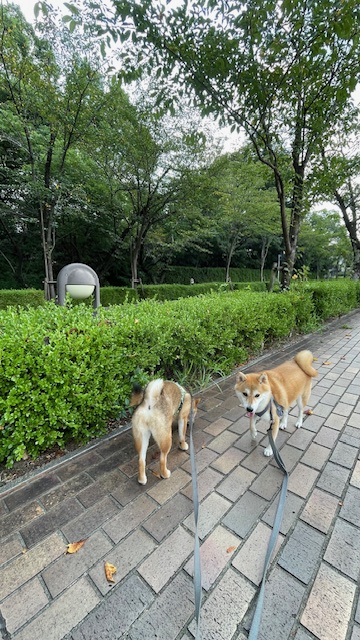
<box><xmin>0</xmin><ymin>289</ymin><xmax>45</xmax><ymax>311</ymax></box>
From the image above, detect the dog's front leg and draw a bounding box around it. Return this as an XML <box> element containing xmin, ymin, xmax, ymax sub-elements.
<box><xmin>264</xmin><ymin>415</ymin><xmax>280</xmax><ymax>457</ymax></box>
<box><xmin>250</xmin><ymin>416</ymin><xmax>257</xmax><ymax>441</ymax></box>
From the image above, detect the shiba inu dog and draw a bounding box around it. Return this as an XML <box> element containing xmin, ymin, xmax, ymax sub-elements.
<box><xmin>235</xmin><ymin>350</ymin><xmax>317</xmax><ymax>456</ymax></box>
<box><xmin>130</xmin><ymin>379</ymin><xmax>200</xmax><ymax>485</ymax></box>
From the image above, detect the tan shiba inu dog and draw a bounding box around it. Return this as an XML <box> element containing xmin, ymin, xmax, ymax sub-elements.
<box><xmin>235</xmin><ymin>350</ymin><xmax>317</xmax><ymax>456</ymax></box>
<box><xmin>130</xmin><ymin>379</ymin><xmax>200</xmax><ymax>485</ymax></box>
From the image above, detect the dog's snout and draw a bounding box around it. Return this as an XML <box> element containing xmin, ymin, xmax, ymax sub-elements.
<box><xmin>246</xmin><ymin>405</ymin><xmax>253</xmax><ymax>413</ymax></box>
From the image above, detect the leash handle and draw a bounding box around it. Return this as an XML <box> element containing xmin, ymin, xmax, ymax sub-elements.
<box><xmin>248</xmin><ymin>428</ymin><xmax>288</xmax><ymax>640</ymax></box>
<box><xmin>189</xmin><ymin>400</ymin><xmax>202</xmax><ymax>640</ymax></box>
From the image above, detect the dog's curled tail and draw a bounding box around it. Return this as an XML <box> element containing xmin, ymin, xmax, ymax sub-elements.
<box><xmin>294</xmin><ymin>350</ymin><xmax>318</xmax><ymax>377</ymax></box>
<box><xmin>143</xmin><ymin>379</ymin><xmax>164</xmax><ymax>410</ymax></box>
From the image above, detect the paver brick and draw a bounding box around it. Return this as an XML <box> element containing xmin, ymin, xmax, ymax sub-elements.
<box><xmin>40</xmin><ymin>473</ymin><xmax>94</xmax><ymax>509</ymax></box>
<box><xmin>111</xmin><ymin>473</ymin><xmax>158</xmax><ymax>506</ymax></box>
<box><xmin>223</xmin><ymin>490</ymin><xmax>268</xmax><ymax>538</ymax></box>
<box><xmin>324</xmin><ymin>413</ymin><xmax>347</xmax><ymax>430</ymax></box>
<box><xmin>181</xmin><ymin>447</ymin><xmax>218</xmax><ymax>475</ymax></box>
<box><xmin>301</xmin><ymin>563</ymin><xmax>356</xmax><ymax>640</ymax></box>
<box><xmin>70</xmin><ymin>574</ymin><xmax>154</xmax><ymax>640</ymax></box>
<box><xmin>252</xmin><ymin>567</ymin><xmax>305</xmax><ymax>640</ymax></box>
<box><xmin>42</xmin><ymin>530</ymin><xmax>113</xmax><ymax>597</ymax></box>
<box><xmin>300</xmin><ymin>488</ymin><xmax>339</xmax><ymax>533</ymax></box>
<box><xmin>217</xmin><ymin>466</ymin><xmax>256</xmax><ymax>502</ymax></box>
<box><xmin>0</xmin><ymin>534</ymin><xmax>24</xmax><ymax>566</ymax></box>
<box><xmin>340</xmin><ymin>425</ymin><xmax>360</xmax><ymax>448</ymax></box>
<box><xmin>207</xmin><ymin>429</ymin><xmax>239</xmax><ymax>453</ymax></box>
<box><xmin>103</xmin><ymin>494</ymin><xmax>157</xmax><ymax>543</ymax></box>
<box><xmin>20</xmin><ymin>497</ymin><xmax>84</xmax><ymax>548</ymax></box>
<box><xmin>350</xmin><ymin>460</ymin><xmax>360</xmax><ymax>488</ymax></box>
<box><xmin>54</xmin><ymin>451</ymin><xmax>104</xmax><ymax>482</ymax></box>
<box><xmin>278</xmin><ymin>520</ymin><xmax>325</xmax><ymax>584</ymax></box>
<box><xmin>330</xmin><ymin>441</ymin><xmax>358</xmax><ymax>469</ymax></box>
<box><xmin>316</xmin><ymin>461</ymin><xmax>350</xmax><ymax>497</ymax></box>
<box><xmin>188</xmin><ymin>568</ymin><xmax>255</xmax><ymax>640</ymax></box>
<box><xmin>269</xmin><ymin>443</ymin><xmax>303</xmax><ymax>472</ymax></box>
<box><xmin>0</xmin><ymin>532</ymin><xmax>65</xmax><ymax>601</ymax></box>
<box><xmin>89</xmin><ymin>529</ymin><xmax>157</xmax><ymax>596</ymax></box>
<box><xmin>76</xmin><ymin>469</ymin><xmax>124</xmax><ymax>508</ymax></box>
<box><xmin>314</xmin><ymin>426</ymin><xmax>339</xmax><ymax>448</ymax></box>
<box><xmin>13</xmin><ymin>577</ymin><xmax>100</xmax><ymax>640</ymax></box>
<box><xmin>262</xmin><ymin>491</ymin><xmax>304</xmax><ymax>535</ymax></box>
<box><xmin>184</xmin><ymin>492</ymin><xmax>231</xmax><ymax>539</ymax></box>
<box><xmin>138</xmin><ymin>526</ymin><xmax>193</xmax><ymax>593</ymax></box>
<box><xmin>142</xmin><ymin>493</ymin><xmax>193</xmax><ymax>542</ymax></box>
<box><xmin>210</xmin><ymin>447</ymin><xmax>246</xmax><ymax>474</ymax></box>
<box><xmin>0</xmin><ymin>501</ymin><xmax>45</xmax><ymax>541</ymax></box>
<box><xmin>301</xmin><ymin>414</ymin><xmax>325</xmax><ymax>432</ymax></box>
<box><xmin>204</xmin><ymin>417</ymin><xmax>233</xmax><ymax>436</ymax></box>
<box><xmin>127</xmin><ymin>571</ymin><xmax>195</xmax><ymax>640</ymax></box>
<box><xmin>184</xmin><ymin>525</ymin><xmax>239</xmax><ymax>590</ymax></box>
<box><xmin>300</xmin><ymin>443</ymin><xmax>330</xmax><ymax>470</ymax></box>
<box><xmin>250</xmin><ymin>465</ymin><xmax>284</xmax><ymax>501</ymax></box>
<box><xmin>182</xmin><ymin>466</ymin><xmax>222</xmax><ymax>502</ymax></box>
<box><xmin>4</xmin><ymin>474</ymin><xmax>61</xmax><ymax>512</ymax></box>
<box><xmin>232</xmin><ymin>522</ymin><xmax>283</xmax><ymax>585</ymax></box>
<box><xmin>147</xmin><ymin>469</ymin><xmax>191</xmax><ymax>505</ymax></box>
<box><xmin>60</xmin><ymin>495</ymin><xmax>120</xmax><ymax>542</ymax></box>
<box><xmin>333</xmin><ymin>401</ymin><xmax>354</xmax><ymax>416</ymax></box>
<box><xmin>0</xmin><ymin>577</ymin><xmax>48</xmax><ymax>633</ymax></box>
<box><xmin>324</xmin><ymin>518</ymin><xmax>360</xmax><ymax>580</ymax></box>
<box><xmin>287</xmin><ymin>428</ymin><xmax>314</xmax><ymax>451</ymax></box>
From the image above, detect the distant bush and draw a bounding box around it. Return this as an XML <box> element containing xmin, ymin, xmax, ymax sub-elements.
<box><xmin>160</xmin><ymin>266</ymin><xmax>269</xmax><ymax>284</ymax></box>
<box><xmin>0</xmin><ymin>289</ymin><xmax>45</xmax><ymax>311</ymax></box>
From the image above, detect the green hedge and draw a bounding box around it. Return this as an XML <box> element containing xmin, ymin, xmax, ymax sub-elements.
<box><xmin>161</xmin><ymin>266</ymin><xmax>269</xmax><ymax>283</ymax></box>
<box><xmin>0</xmin><ymin>280</ymin><xmax>358</xmax><ymax>467</ymax></box>
<box><xmin>0</xmin><ymin>289</ymin><xmax>45</xmax><ymax>311</ymax></box>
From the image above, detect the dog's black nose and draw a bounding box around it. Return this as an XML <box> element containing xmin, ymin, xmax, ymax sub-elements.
<box><xmin>246</xmin><ymin>406</ymin><xmax>253</xmax><ymax>413</ymax></box>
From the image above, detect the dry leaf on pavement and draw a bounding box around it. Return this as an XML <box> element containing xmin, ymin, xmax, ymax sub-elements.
<box><xmin>66</xmin><ymin>539</ymin><xmax>87</xmax><ymax>554</ymax></box>
<box><xmin>105</xmin><ymin>561</ymin><xmax>117</xmax><ymax>583</ymax></box>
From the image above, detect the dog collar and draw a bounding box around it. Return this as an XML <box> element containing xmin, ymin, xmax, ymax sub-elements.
<box><xmin>256</xmin><ymin>398</ymin><xmax>284</xmax><ymax>419</ymax></box>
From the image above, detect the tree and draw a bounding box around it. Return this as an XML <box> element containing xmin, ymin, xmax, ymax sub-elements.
<box><xmin>0</xmin><ymin>3</ymin><xmax>107</xmax><ymax>297</ymax></box>
<box><xmin>312</xmin><ymin>109</ymin><xmax>360</xmax><ymax>278</ymax></box>
<box><xmin>64</xmin><ymin>0</ymin><xmax>360</xmax><ymax>289</ymax></box>
<box><xmin>298</xmin><ymin>209</ymin><xmax>352</xmax><ymax>278</ymax></box>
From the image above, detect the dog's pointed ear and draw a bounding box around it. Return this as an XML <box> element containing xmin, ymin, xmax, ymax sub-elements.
<box><xmin>259</xmin><ymin>373</ymin><xmax>268</xmax><ymax>384</ymax></box>
<box><xmin>236</xmin><ymin>372</ymin><xmax>246</xmax><ymax>383</ymax></box>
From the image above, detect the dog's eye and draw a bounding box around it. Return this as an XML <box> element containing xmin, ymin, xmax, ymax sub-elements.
<box><xmin>254</xmin><ymin>393</ymin><xmax>260</xmax><ymax>398</ymax></box>
<box><xmin>243</xmin><ymin>392</ymin><xmax>248</xmax><ymax>397</ymax></box>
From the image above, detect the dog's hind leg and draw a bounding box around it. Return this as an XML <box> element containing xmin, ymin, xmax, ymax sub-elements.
<box><xmin>178</xmin><ymin>416</ymin><xmax>189</xmax><ymax>451</ymax></box>
<box><xmin>155</xmin><ymin>428</ymin><xmax>172</xmax><ymax>479</ymax></box>
<box><xmin>133</xmin><ymin>427</ymin><xmax>150</xmax><ymax>485</ymax></box>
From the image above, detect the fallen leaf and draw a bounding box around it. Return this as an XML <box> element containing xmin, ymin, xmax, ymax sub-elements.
<box><xmin>313</xmin><ymin>357</ymin><xmax>318</xmax><ymax>361</ymax></box>
<box><xmin>66</xmin><ymin>539</ymin><xmax>87</xmax><ymax>554</ymax></box>
<box><xmin>105</xmin><ymin>561</ymin><xmax>117</xmax><ymax>583</ymax></box>
<box><xmin>151</xmin><ymin>470</ymin><xmax>161</xmax><ymax>479</ymax></box>
<box><xmin>226</xmin><ymin>546</ymin><xmax>236</xmax><ymax>554</ymax></box>
<box><xmin>304</xmin><ymin>409</ymin><xmax>313</xmax><ymax>415</ymax></box>
<box><xmin>151</xmin><ymin>451</ymin><xmax>160</xmax><ymax>460</ymax></box>
<box><xmin>322</xmin><ymin>361</ymin><xmax>332</xmax><ymax>365</ymax></box>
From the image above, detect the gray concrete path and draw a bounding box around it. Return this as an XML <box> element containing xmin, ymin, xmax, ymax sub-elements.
<box><xmin>1</xmin><ymin>311</ymin><xmax>360</xmax><ymax>640</ymax></box>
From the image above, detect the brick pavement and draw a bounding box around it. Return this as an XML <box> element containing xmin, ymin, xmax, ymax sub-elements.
<box><xmin>1</xmin><ymin>310</ymin><xmax>360</xmax><ymax>639</ymax></box>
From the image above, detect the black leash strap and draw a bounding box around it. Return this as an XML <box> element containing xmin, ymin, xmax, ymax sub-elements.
<box><xmin>189</xmin><ymin>401</ymin><xmax>202</xmax><ymax>640</ymax></box>
<box><xmin>248</xmin><ymin>428</ymin><xmax>289</xmax><ymax>640</ymax></box>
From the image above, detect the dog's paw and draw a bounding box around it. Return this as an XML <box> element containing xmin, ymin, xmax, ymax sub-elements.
<box><xmin>295</xmin><ymin>420</ymin><xmax>303</xmax><ymax>429</ymax></box>
<box><xmin>179</xmin><ymin>442</ymin><xmax>189</xmax><ymax>451</ymax></box>
<box><xmin>251</xmin><ymin>433</ymin><xmax>257</xmax><ymax>441</ymax></box>
<box><xmin>279</xmin><ymin>422</ymin><xmax>286</xmax><ymax>430</ymax></box>
<box><xmin>161</xmin><ymin>469</ymin><xmax>171</xmax><ymax>479</ymax></box>
<box><xmin>263</xmin><ymin>446</ymin><xmax>273</xmax><ymax>457</ymax></box>
<box><xmin>138</xmin><ymin>476</ymin><xmax>147</xmax><ymax>485</ymax></box>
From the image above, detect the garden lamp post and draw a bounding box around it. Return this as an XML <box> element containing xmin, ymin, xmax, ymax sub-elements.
<box><xmin>57</xmin><ymin>263</ymin><xmax>100</xmax><ymax>308</ymax></box>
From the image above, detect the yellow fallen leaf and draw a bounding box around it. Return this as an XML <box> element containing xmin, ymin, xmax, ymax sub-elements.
<box><xmin>322</xmin><ymin>361</ymin><xmax>332</xmax><ymax>365</ymax></box>
<box><xmin>66</xmin><ymin>539</ymin><xmax>87</xmax><ymax>554</ymax></box>
<box><xmin>105</xmin><ymin>561</ymin><xmax>117</xmax><ymax>583</ymax></box>
<box><xmin>304</xmin><ymin>409</ymin><xmax>313</xmax><ymax>415</ymax></box>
